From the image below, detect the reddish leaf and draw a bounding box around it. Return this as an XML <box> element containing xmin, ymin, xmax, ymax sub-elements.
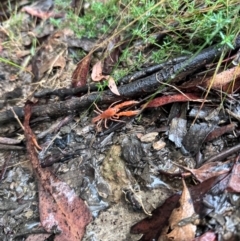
<box><xmin>72</xmin><ymin>55</ymin><xmax>91</xmax><ymax>88</ymax></box>
<box><xmin>227</xmin><ymin>162</ymin><xmax>240</xmax><ymax>192</ymax></box>
<box><xmin>205</xmin><ymin>123</ymin><xmax>237</xmax><ymax>142</ymax></box>
<box><xmin>185</xmin><ymin>161</ymin><xmax>232</xmax><ymax>183</ymax></box>
<box><xmin>24</xmin><ymin>103</ymin><xmax>92</xmax><ymax>241</ymax></box>
<box><xmin>145</xmin><ymin>93</ymin><xmax>203</xmax><ymax>108</ymax></box>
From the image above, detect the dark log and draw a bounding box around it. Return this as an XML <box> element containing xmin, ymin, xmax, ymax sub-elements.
<box><xmin>34</xmin><ymin>55</ymin><xmax>188</xmax><ymax>98</ymax></box>
<box><xmin>0</xmin><ymin>36</ymin><xmax>240</xmax><ymax>125</ymax></box>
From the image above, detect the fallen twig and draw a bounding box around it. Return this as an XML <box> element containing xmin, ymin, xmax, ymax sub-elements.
<box><xmin>0</xmin><ymin>144</ymin><xmax>24</xmax><ymax>150</ymax></box>
<box><xmin>205</xmin><ymin>143</ymin><xmax>240</xmax><ymax>163</ymax></box>
<box><xmin>34</xmin><ymin>56</ymin><xmax>189</xmax><ymax>98</ymax></box>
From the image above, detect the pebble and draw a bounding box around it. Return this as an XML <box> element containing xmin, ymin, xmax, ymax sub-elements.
<box><xmin>152</xmin><ymin>140</ymin><xmax>166</xmax><ymax>150</ymax></box>
<box><xmin>140</xmin><ymin>132</ymin><xmax>158</xmax><ymax>143</ymax></box>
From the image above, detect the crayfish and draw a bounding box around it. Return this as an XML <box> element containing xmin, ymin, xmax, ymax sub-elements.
<box><xmin>92</xmin><ymin>100</ymin><xmax>139</xmax><ymax>130</ymax></box>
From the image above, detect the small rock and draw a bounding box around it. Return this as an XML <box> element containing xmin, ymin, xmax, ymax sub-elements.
<box><xmin>122</xmin><ymin>135</ymin><xmax>143</xmax><ymax>166</ymax></box>
<box><xmin>140</xmin><ymin>132</ymin><xmax>158</xmax><ymax>143</ymax></box>
<box><xmin>152</xmin><ymin>140</ymin><xmax>166</xmax><ymax>150</ymax></box>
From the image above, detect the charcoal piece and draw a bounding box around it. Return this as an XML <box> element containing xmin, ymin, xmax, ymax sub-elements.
<box><xmin>121</xmin><ymin>135</ymin><xmax>143</xmax><ymax>166</ymax></box>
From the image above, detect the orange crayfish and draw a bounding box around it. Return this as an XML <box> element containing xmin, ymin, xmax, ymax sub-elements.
<box><xmin>92</xmin><ymin>100</ymin><xmax>140</xmax><ymax>129</ymax></box>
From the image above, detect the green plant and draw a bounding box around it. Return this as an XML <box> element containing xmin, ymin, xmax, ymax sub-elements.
<box><xmin>96</xmin><ymin>80</ymin><xmax>109</xmax><ymax>92</ymax></box>
<box><xmin>51</xmin><ymin>0</ymin><xmax>240</xmax><ymax>85</ymax></box>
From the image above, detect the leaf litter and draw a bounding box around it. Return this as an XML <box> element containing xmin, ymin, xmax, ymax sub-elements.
<box><xmin>0</xmin><ymin>1</ymin><xmax>240</xmax><ymax>241</ymax></box>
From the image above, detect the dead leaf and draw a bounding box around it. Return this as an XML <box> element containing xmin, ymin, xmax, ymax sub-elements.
<box><xmin>107</xmin><ymin>76</ymin><xmax>120</xmax><ymax>95</ymax></box>
<box><xmin>145</xmin><ymin>94</ymin><xmax>203</xmax><ymax>108</ymax></box>
<box><xmin>206</xmin><ymin>66</ymin><xmax>240</xmax><ymax>89</ymax></box>
<box><xmin>131</xmin><ymin>193</ymin><xmax>181</xmax><ymax>241</ymax></box>
<box><xmin>180</xmin><ymin>66</ymin><xmax>240</xmax><ymax>92</ymax></box>
<box><xmin>21</xmin><ymin>0</ymin><xmax>64</xmax><ymax>20</ymax></box>
<box><xmin>102</xmin><ymin>36</ymin><xmax>121</xmax><ymax>74</ymax></box>
<box><xmin>91</xmin><ymin>61</ymin><xmax>105</xmax><ymax>81</ymax></box>
<box><xmin>131</xmin><ymin>173</ymin><xmax>228</xmax><ymax>241</ymax></box>
<box><xmin>25</xmin><ymin>234</ymin><xmax>51</xmax><ymax>241</ymax></box>
<box><xmin>24</xmin><ymin>103</ymin><xmax>92</xmax><ymax>241</ymax></box>
<box><xmin>164</xmin><ymin>179</ymin><xmax>196</xmax><ymax>241</ymax></box>
<box><xmin>9</xmin><ymin>74</ymin><xmax>18</xmax><ymax>81</ymax></box>
<box><xmin>91</xmin><ymin>61</ymin><xmax>120</xmax><ymax>95</ymax></box>
<box><xmin>227</xmin><ymin>161</ymin><xmax>240</xmax><ymax>193</ymax></box>
<box><xmin>32</xmin><ymin>31</ymin><xmax>67</xmax><ymax>82</ymax></box>
<box><xmin>184</xmin><ymin>161</ymin><xmax>232</xmax><ymax>183</ymax></box>
<box><xmin>72</xmin><ymin>55</ymin><xmax>91</xmax><ymax>88</ymax></box>
<box><xmin>205</xmin><ymin>123</ymin><xmax>237</xmax><ymax>142</ymax></box>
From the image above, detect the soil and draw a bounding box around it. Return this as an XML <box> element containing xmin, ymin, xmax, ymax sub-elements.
<box><xmin>0</xmin><ymin>1</ymin><xmax>240</xmax><ymax>241</ymax></box>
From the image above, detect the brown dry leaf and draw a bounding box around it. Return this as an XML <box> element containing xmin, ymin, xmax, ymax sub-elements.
<box><xmin>9</xmin><ymin>74</ymin><xmax>18</xmax><ymax>81</ymax></box>
<box><xmin>21</xmin><ymin>0</ymin><xmax>64</xmax><ymax>20</ymax></box>
<box><xmin>163</xmin><ymin>179</ymin><xmax>196</xmax><ymax>241</ymax></box>
<box><xmin>50</xmin><ymin>55</ymin><xmax>66</xmax><ymax>72</ymax></box>
<box><xmin>227</xmin><ymin>161</ymin><xmax>240</xmax><ymax>193</ymax></box>
<box><xmin>24</xmin><ymin>103</ymin><xmax>92</xmax><ymax>241</ymax></box>
<box><xmin>102</xmin><ymin>35</ymin><xmax>121</xmax><ymax>74</ymax></box>
<box><xmin>206</xmin><ymin>66</ymin><xmax>240</xmax><ymax>89</ymax></box>
<box><xmin>131</xmin><ymin>173</ymin><xmax>227</xmax><ymax>241</ymax></box>
<box><xmin>32</xmin><ymin>31</ymin><xmax>68</xmax><ymax>81</ymax></box>
<box><xmin>205</xmin><ymin>123</ymin><xmax>237</xmax><ymax>142</ymax></box>
<box><xmin>183</xmin><ymin>161</ymin><xmax>232</xmax><ymax>183</ymax></box>
<box><xmin>72</xmin><ymin>55</ymin><xmax>91</xmax><ymax>87</ymax></box>
<box><xmin>91</xmin><ymin>61</ymin><xmax>105</xmax><ymax>81</ymax></box>
<box><xmin>108</xmin><ymin>76</ymin><xmax>120</xmax><ymax>95</ymax></box>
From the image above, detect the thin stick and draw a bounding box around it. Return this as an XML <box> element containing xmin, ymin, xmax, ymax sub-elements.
<box><xmin>10</xmin><ymin>107</ymin><xmax>25</xmax><ymax>131</ymax></box>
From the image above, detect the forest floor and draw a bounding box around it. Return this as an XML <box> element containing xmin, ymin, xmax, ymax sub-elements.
<box><xmin>0</xmin><ymin>1</ymin><xmax>240</xmax><ymax>241</ymax></box>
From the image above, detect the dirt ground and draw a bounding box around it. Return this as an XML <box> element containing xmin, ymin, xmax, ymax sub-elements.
<box><xmin>1</xmin><ymin>1</ymin><xmax>240</xmax><ymax>241</ymax></box>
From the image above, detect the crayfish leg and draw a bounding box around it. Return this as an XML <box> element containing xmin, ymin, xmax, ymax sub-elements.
<box><xmin>93</xmin><ymin>102</ymin><xmax>103</xmax><ymax>113</ymax></box>
<box><xmin>114</xmin><ymin>100</ymin><xmax>139</xmax><ymax>109</ymax></box>
<box><xmin>104</xmin><ymin>119</ymin><xmax>109</xmax><ymax>129</ymax></box>
<box><xmin>110</xmin><ymin>118</ymin><xmax>126</xmax><ymax>123</ymax></box>
<box><xmin>117</xmin><ymin>110</ymin><xmax>140</xmax><ymax>117</ymax></box>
